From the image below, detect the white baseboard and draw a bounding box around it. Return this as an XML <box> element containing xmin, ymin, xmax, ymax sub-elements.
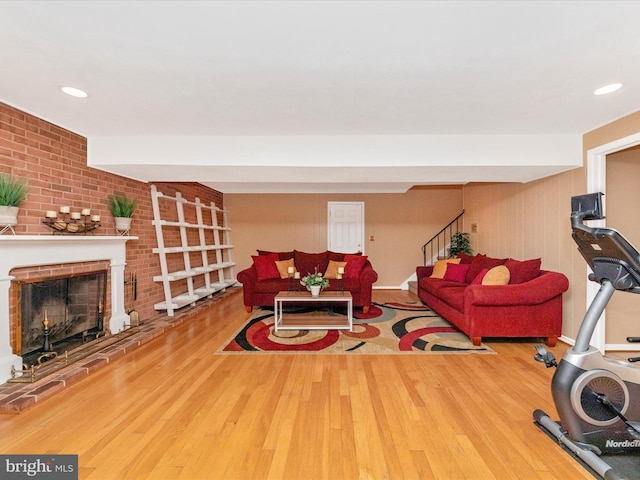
<box><xmin>605</xmin><ymin>343</ymin><xmax>640</xmax><ymax>351</ymax></box>
<box><xmin>400</xmin><ymin>272</ymin><xmax>417</xmax><ymax>291</ymax></box>
<box><xmin>559</xmin><ymin>335</ymin><xmax>574</xmax><ymax>346</ymax></box>
<box><xmin>558</xmin><ymin>335</ymin><xmax>640</xmax><ymax>352</ymax></box>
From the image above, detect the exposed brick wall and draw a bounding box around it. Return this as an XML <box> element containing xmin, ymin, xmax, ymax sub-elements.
<box><xmin>0</xmin><ymin>102</ymin><xmax>225</xmax><ymax>337</ymax></box>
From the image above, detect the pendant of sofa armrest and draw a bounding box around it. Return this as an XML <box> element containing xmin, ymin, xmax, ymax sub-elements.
<box><xmin>463</xmin><ymin>271</ymin><xmax>569</xmax><ymax>307</ymax></box>
<box><xmin>360</xmin><ymin>262</ymin><xmax>379</xmax><ymax>284</ymax></box>
<box><xmin>416</xmin><ymin>265</ymin><xmax>434</xmax><ymax>279</ymax></box>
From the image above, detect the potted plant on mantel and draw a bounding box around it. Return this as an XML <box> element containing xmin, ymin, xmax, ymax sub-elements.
<box><xmin>107</xmin><ymin>194</ymin><xmax>137</xmax><ymax>232</ymax></box>
<box><xmin>0</xmin><ymin>173</ymin><xmax>28</xmax><ymax>232</ymax></box>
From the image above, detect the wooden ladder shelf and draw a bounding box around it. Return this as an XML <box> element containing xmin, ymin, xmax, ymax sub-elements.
<box><xmin>150</xmin><ymin>185</ymin><xmax>236</xmax><ymax>316</ymax></box>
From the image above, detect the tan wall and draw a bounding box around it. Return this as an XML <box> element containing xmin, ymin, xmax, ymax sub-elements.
<box><xmin>603</xmin><ymin>145</ymin><xmax>640</xmax><ymax>344</ymax></box>
<box><xmin>462</xmin><ymin>109</ymin><xmax>640</xmax><ymax>346</ymax></box>
<box><xmin>582</xmin><ymin>111</ymin><xmax>640</xmax><ymax>347</ymax></box>
<box><xmin>226</xmin><ymin>187</ymin><xmax>463</xmax><ymax>287</ymax></box>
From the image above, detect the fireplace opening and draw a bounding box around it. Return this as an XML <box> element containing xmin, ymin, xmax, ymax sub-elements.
<box><xmin>18</xmin><ymin>271</ymin><xmax>107</xmax><ymax>367</ymax></box>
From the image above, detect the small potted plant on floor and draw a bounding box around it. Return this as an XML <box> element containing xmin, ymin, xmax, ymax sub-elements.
<box><xmin>108</xmin><ymin>193</ymin><xmax>137</xmax><ymax>231</ymax></box>
<box><xmin>300</xmin><ymin>267</ymin><xmax>330</xmax><ymax>297</ymax></box>
<box><xmin>449</xmin><ymin>231</ymin><xmax>473</xmax><ymax>258</ymax></box>
<box><xmin>0</xmin><ymin>173</ymin><xmax>28</xmax><ymax>231</ymax></box>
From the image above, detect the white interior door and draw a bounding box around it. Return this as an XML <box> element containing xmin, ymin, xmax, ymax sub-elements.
<box><xmin>328</xmin><ymin>202</ymin><xmax>364</xmax><ymax>254</ymax></box>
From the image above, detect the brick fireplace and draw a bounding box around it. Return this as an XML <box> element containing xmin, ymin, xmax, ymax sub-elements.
<box><xmin>0</xmin><ymin>235</ymin><xmax>136</xmax><ymax>381</ymax></box>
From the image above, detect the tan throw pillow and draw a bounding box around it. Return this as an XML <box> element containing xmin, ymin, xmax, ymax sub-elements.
<box><xmin>430</xmin><ymin>258</ymin><xmax>462</xmax><ymax>279</ymax></box>
<box><xmin>481</xmin><ymin>265</ymin><xmax>511</xmax><ymax>285</ymax></box>
<box><xmin>324</xmin><ymin>260</ymin><xmax>347</xmax><ymax>279</ymax></box>
<box><xmin>275</xmin><ymin>258</ymin><xmax>296</xmax><ymax>279</ymax></box>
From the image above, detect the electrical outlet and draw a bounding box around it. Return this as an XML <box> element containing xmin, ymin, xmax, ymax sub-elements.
<box><xmin>471</xmin><ymin>223</ymin><xmax>478</xmax><ymax>233</ymax></box>
<box><xmin>369</xmin><ymin>235</ymin><xmax>375</xmax><ymax>241</ymax></box>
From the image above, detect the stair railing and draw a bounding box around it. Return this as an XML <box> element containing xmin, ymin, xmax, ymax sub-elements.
<box><xmin>421</xmin><ymin>210</ymin><xmax>465</xmax><ymax>266</ymax></box>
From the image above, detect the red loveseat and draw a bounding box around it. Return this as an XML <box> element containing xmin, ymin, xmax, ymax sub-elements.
<box><xmin>237</xmin><ymin>250</ymin><xmax>378</xmax><ymax>313</ymax></box>
<box><xmin>416</xmin><ymin>253</ymin><xmax>569</xmax><ymax>346</ymax></box>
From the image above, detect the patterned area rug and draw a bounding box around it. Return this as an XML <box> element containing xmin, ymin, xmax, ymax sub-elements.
<box><xmin>217</xmin><ymin>302</ymin><xmax>495</xmax><ymax>354</ymax></box>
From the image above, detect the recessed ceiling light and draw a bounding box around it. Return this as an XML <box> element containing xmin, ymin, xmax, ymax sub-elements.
<box><xmin>60</xmin><ymin>86</ymin><xmax>88</xmax><ymax>98</ymax></box>
<box><xmin>594</xmin><ymin>83</ymin><xmax>622</xmax><ymax>95</ymax></box>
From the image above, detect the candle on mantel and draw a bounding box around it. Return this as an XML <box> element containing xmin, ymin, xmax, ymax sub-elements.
<box><xmin>70</xmin><ymin>212</ymin><xmax>81</xmax><ymax>220</ymax></box>
<box><xmin>60</xmin><ymin>206</ymin><xmax>70</xmax><ymax>214</ymax></box>
<box><xmin>45</xmin><ymin>211</ymin><xmax>57</xmax><ymax>218</ymax></box>
<box><xmin>336</xmin><ymin>273</ymin><xmax>343</xmax><ymax>280</ymax></box>
<box><xmin>337</xmin><ymin>267</ymin><xmax>345</xmax><ymax>275</ymax></box>
<box><xmin>91</xmin><ymin>215</ymin><xmax>101</xmax><ymax>222</ymax></box>
<box><xmin>81</xmin><ymin>208</ymin><xmax>91</xmax><ymax>216</ymax></box>
<box><xmin>287</xmin><ymin>266</ymin><xmax>295</xmax><ymax>274</ymax></box>
<box><xmin>294</xmin><ymin>272</ymin><xmax>301</xmax><ymax>279</ymax></box>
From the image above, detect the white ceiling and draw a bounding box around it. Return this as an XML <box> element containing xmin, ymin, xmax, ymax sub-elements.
<box><xmin>2</xmin><ymin>1</ymin><xmax>639</xmax><ymax>193</ymax></box>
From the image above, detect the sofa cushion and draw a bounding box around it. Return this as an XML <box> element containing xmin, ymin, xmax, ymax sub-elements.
<box><xmin>505</xmin><ymin>258</ymin><xmax>541</xmax><ymax>284</ymax></box>
<box><xmin>465</xmin><ymin>255</ymin><xmax>506</xmax><ymax>283</ymax></box>
<box><xmin>430</xmin><ymin>258</ymin><xmax>462</xmax><ymax>279</ymax></box>
<box><xmin>295</xmin><ymin>250</ymin><xmax>330</xmax><ymax>276</ymax></box>
<box><xmin>482</xmin><ymin>265</ymin><xmax>511</xmax><ymax>285</ymax></box>
<box><xmin>251</xmin><ymin>254</ymin><xmax>281</xmax><ymax>280</ymax></box>
<box><xmin>275</xmin><ymin>258</ymin><xmax>297</xmax><ymax>279</ymax></box>
<box><xmin>418</xmin><ymin>277</ymin><xmax>465</xmax><ymax>296</ymax></box>
<box><xmin>437</xmin><ymin>286</ymin><xmax>467</xmax><ymax>313</ymax></box>
<box><xmin>443</xmin><ymin>263</ymin><xmax>470</xmax><ymax>282</ymax></box>
<box><xmin>324</xmin><ymin>260</ymin><xmax>347</xmax><ymax>279</ymax></box>
<box><xmin>334</xmin><ymin>277</ymin><xmax>361</xmax><ymax>293</ymax></box>
<box><xmin>257</xmin><ymin>250</ymin><xmax>295</xmax><ymax>260</ymax></box>
<box><xmin>328</xmin><ymin>251</ymin><xmax>348</xmax><ymax>262</ymax></box>
<box><xmin>344</xmin><ymin>254</ymin><xmax>368</xmax><ymax>279</ymax></box>
<box><xmin>470</xmin><ymin>268</ymin><xmax>489</xmax><ymax>285</ymax></box>
<box><xmin>253</xmin><ymin>278</ymin><xmax>289</xmax><ymax>293</ymax></box>
<box><xmin>457</xmin><ymin>252</ymin><xmax>476</xmax><ymax>264</ymax></box>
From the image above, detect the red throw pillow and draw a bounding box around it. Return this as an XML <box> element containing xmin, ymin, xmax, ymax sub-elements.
<box><xmin>504</xmin><ymin>258</ymin><xmax>541</xmax><ymax>284</ymax></box>
<box><xmin>294</xmin><ymin>250</ymin><xmax>330</xmax><ymax>276</ymax></box>
<box><xmin>251</xmin><ymin>254</ymin><xmax>281</xmax><ymax>280</ymax></box>
<box><xmin>457</xmin><ymin>252</ymin><xmax>476</xmax><ymax>264</ymax></box>
<box><xmin>470</xmin><ymin>268</ymin><xmax>489</xmax><ymax>285</ymax></box>
<box><xmin>465</xmin><ymin>255</ymin><xmax>506</xmax><ymax>284</ymax></box>
<box><xmin>443</xmin><ymin>263</ymin><xmax>470</xmax><ymax>282</ymax></box>
<box><xmin>328</xmin><ymin>250</ymin><xmax>348</xmax><ymax>262</ymax></box>
<box><xmin>343</xmin><ymin>254</ymin><xmax>368</xmax><ymax>279</ymax></box>
<box><xmin>256</xmin><ymin>250</ymin><xmax>294</xmax><ymax>261</ymax></box>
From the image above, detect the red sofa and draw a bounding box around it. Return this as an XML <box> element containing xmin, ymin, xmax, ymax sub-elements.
<box><xmin>416</xmin><ymin>254</ymin><xmax>569</xmax><ymax>346</ymax></box>
<box><xmin>237</xmin><ymin>250</ymin><xmax>378</xmax><ymax>313</ymax></box>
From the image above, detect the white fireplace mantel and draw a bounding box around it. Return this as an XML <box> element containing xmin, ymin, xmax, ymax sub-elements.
<box><xmin>0</xmin><ymin>235</ymin><xmax>138</xmax><ymax>381</ymax></box>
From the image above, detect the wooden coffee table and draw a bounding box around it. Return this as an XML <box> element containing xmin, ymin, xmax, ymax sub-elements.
<box><xmin>274</xmin><ymin>291</ymin><xmax>353</xmax><ymax>331</ymax></box>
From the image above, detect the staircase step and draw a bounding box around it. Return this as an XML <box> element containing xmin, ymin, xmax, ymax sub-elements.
<box><xmin>407</xmin><ymin>280</ymin><xmax>418</xmax><ymax>295</ymax></box>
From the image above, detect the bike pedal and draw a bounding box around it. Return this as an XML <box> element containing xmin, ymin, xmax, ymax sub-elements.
<box><xmin>534</xmin><ymin>344</ymin><xmax>557</xmax><ymax>368</ymax></box>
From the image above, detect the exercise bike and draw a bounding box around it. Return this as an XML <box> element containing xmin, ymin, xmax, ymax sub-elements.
<box><xmin>534</xmin><ymin>193</ymin><xmax>640</xmax><ymax>480</ymax></box>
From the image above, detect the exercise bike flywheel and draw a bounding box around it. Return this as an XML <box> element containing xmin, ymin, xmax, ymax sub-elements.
<box><xmin>570</xmin><ymin>369</ymin><xmax>629</xmax><ymax>426</ymax></box>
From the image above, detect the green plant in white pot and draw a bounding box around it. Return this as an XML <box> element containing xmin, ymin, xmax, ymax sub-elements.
<box><xmin>108</xmin><ymin>194</ymin><xmax>137</xmax><ymax>232</ymax></box>
<box><xmin>300</xmin><ymin>268</ymin><xmax>330</xmax><ymax>297</ymax></box>
<box><xmin>0</xmin><ymin>173</ymin><xmax>28</xmax><ymax>232</ymax></box>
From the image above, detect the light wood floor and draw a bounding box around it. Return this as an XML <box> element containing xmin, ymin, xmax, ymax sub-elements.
<box><xmin>0</xmin><ymin>288</ymin><xmax>596</xmax><ymax>479</ymax></box>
